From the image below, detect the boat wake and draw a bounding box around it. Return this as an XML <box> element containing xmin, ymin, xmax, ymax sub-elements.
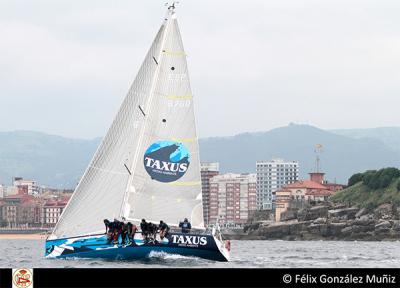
<box><xmin>145</xmin><ymin>251</ymin><xmax>213</xmax><ymax>266</ymax></box>
<box><xmin>148</xmin><ymin>251</ymin><xmax>195</xmax><ymax>260</ymax></box>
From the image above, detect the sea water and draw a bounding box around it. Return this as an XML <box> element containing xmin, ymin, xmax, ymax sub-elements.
<box><xmin>1</xmin><ymin>239</ymin><xmax>400</xmax><ymax>268</ymax></box>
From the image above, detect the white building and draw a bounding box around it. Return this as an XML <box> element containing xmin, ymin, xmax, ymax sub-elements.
<box><xmin>13</xmin><ymin>177</ymin><xmax>39</xmax><ymax>196</ymax></box>
<box><xmin>256</xmin><ymin>159</ymin><xmax>299</xmax><ymax>210</ymax></box>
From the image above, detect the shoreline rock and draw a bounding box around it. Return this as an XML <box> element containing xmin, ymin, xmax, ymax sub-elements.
<box><xmin>224</xmin><ymin>203</ymin><xmax>400</xmax><ymax>241</ymax></box>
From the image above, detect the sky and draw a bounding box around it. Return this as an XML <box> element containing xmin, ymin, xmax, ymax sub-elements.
<box><xmin>1</xmin><ymin>0</ymin><xmax>400</xmax><ymax>139</ymax></box>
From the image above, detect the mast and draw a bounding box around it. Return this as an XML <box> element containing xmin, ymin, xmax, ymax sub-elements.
<box><xmin>122</xmin><ymin>2</ymin><xmax>204</xmax><ymax>228</ymax></box>
<box><xmin>119</xmin><ymin>5</ymin><xmax>176</xmax><ymax>219</ymax></box>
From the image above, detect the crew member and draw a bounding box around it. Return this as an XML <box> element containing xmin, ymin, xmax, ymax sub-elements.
<box><xmin>113</xmin><ymin>218</ymin><xmax>122</xmax><ymax>244</ymax></box>
<box><xmin>159</xmin><ymin>220</ymin><xmax>170</xmax><ymax>240</ymax></box>
<box><xmin>127</xmin><ymin>222</ymin><xmax>138</xmax><ymax>243</ymax></box>
<box><xmin>147</xmin><ymin>222</ymin><xmax>157</xmax><ymax>242</ymax></box>
<box><xmin>104</xmin><ymin>219</ymin><xmax>113</xmax><ymax>243</ymax></box>
<box><xmin>103</xmin><ymin>219</ymin><xmax>110</xmax><ymax>234</ymax></box>
<box><xmin>179</xmin><ymin>218</ymin><xmax>191</xmax><ymax>233</ymax></box>
<box><xmin>127</xmin><ymin>222</ymin><xmax>132</xmax><ymax>241</ymax></box>
<box><xmin>121</xmin><ymin>222</ymin><xmax>129</xmax><ymax>246</ymax></box>
<box><xmin>140</xmin><ymin>219</ymin><xmax>149</xmax><ymax>243</ymax></box>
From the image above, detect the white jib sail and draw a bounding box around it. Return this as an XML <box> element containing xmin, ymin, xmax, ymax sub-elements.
<box><xmin>50</xmin><ymin>7</ymin><xmax>203</xmax><ymax>239</ymax></box>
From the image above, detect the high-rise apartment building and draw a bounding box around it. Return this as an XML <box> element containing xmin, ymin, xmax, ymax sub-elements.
<box><xmin>256</xmin><ymin>159</ymin><xmax>299</xmax><ymax>210</ymax></box>
<box><xmin>209</xmin><ymin>173</ymin><xmax>257</xmax><ymax>228</ymax></box>
<box><xmin>200</xmin><ymin>162</ymin><xmax>219</xmax><ymax>226</ymax></box>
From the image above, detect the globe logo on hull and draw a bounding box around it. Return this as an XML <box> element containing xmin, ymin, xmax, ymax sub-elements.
<box><xmin>144</xmin><ymin>140</ymin><xmax>190</xmax><ymax>183</ymax></box>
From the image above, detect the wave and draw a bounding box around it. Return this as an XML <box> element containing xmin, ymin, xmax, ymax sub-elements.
<box><xmin>147</xmin><ymin>251</ymin><xmax>198</xmax><ymax>260</ymax></box>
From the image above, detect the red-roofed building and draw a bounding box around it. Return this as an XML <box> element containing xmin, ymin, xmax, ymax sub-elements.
<box><xmin>275</xmin><ymin>172</ymin><xmax>345</xmax><ymax>222</ymax></box>
<box><xmin>0</xmin><ymin>195</ymin><xmax>43</xmax><ymax>227</ymax></box>
<box><xmin>305</xmin><ymin>189</ymin><xmax>335</xmax><ymax>202</ymax></box>
<box><xmin>0</xmin><ymin>179</ymin><xmax>72</xmax><ymax>227</ymax></box>
<box><xmin>284</xmin><ymin>180</ymin><xmax>327</xmax><ymax>190</ymax></box>
<box><xmin>309</xmin><ymin>172</ymin><xmax>325</xmax><ymax>184</ymax></box>
<box><xmin>323</xmin><ymin>183</ymin><xmax>345</xmax><ymax>192</ymax></box>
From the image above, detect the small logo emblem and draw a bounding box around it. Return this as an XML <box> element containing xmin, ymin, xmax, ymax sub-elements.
<box><xmin>143</xmin><ymin>140</ymin><xmax>190</xmax><ymax>182</ymax></box>
<box><xmin>12</xmin><ymin>268</ymin><xmax>33</xmax><ymax>288</ymax></box>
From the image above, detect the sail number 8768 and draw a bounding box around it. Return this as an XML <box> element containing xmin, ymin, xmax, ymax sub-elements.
<box><xmin>167</xmin><ymin>100</ymin><xmax>191</xmax><ymax>108</ymax></box>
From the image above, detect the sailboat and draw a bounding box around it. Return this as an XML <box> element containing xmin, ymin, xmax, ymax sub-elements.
<box><xmin>45</xmin><ymin>3</ymin><xmax>230</xmax><ymax>262</ymax></box>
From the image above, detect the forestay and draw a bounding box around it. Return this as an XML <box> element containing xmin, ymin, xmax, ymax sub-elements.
<box><xmin>50</xmin><ymin>7</ymin><xmax>203</xmax><ymax>239</ymax></box>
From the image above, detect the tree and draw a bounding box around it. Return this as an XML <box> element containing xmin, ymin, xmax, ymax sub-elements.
<box><xmin>362</xmin><ymin>170</ymin><xmax>376</xmax><ymax>187</ymax></box>
<box><xmin>379</xmin><ymin>175</ymin><xmax>392</xmax><ymax>189</ymax></box>
<box><xmin>361</xmin><ymin>168</ymin><xmax>400</xmax><ymax>189</ymax></box>
<box><xmin>348</xmin><ymin>173</ymin><xmax>363</xmax><ymax>186</ymax></box>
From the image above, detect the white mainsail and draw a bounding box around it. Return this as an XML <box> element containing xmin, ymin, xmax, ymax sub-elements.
<box><xmin>51</xmin><ymin>6</ymin><xmax>203</xmax><ymax>239</ymax></box>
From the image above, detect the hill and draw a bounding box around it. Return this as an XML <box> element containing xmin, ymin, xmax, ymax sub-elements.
<box><xmin>331</xmin><ymin>127</ymin><xmax>400</xmax><ymax>153</ymax></box>
<box><xmin>331</xmin><ymin>168</ymin><xmax>400</xmax><ymax>209</ymax></box>
<box><xmin>0</xmin><ymin>131</ymin><xmax>100</xmax><ymax>188</ymax></box>
<box><xmin>199</xmin><ymin>124</ymin><xmax>400</xmax><ymax>183</ymax></box>
<box><xmin>1</xmin><ymin>124</ymin><xmax>400</xmax><ymax>187</ymax></box>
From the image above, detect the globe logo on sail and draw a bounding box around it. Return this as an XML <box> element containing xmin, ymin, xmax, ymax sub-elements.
<box><xmin>143</xmin><ymin>140</ymin><xmax>190</xmax><ymax>182</ymax></box>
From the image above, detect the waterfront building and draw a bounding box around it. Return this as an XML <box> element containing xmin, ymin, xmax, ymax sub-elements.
<box><xmin>0</xmin><ymin>191</ymin><xmax>69</xmax><ymax>228</ymax></box>
<box><xmin>256</xmin><ymin>159</ymin><xmax>299</xmax><ymax>210</ymax></box>
<box><xmin>274</xmin><ymin>189</ymin><xmax>291</xmax><ymax>222</ymax></box>
<box><xmin>1</xmin><ymin>195</ymin><xmax>25</xmax><ymax>227</ymax></box>
<box><xmin>209</xmin><ymin>173</ymin><xmax>257</xmax><ymax>228</ymax></box>
<box><xmin>323</xmin><ymin>182</ymin><xmax>345</xmax><ymax>192</ymax></box>
<box><xmin>18</xmin><ymin>202</ymin><xmax>37</xmax><ymax>226</ymax></box>
<box><xmin>17</xmin><ymin>185</ymin><xmax>28</xmax><ymax>195</ymax></box>
<box><xmin>5</xmin><ymin>186</ymin><xmax>18</xmax><ymax>196</ymax></box>
<box><xmin>13</xmin><ymin>177</ymin><xmax>40</xmax><ymax>196</ymax></box>
<box><xmin>43</xmin><ymin>200</ymin><xmax>68</xmax><ymax>226</ymax></box>
<box><xmin>0</xmin><ymin>199</ymin><xmax>3</xmax><ymax>224</ymax></box>
<box><xmin>200</xmin><ymin>162</ymin><xmax>219</xmax><ymax>226</ymax></box>
<box><xmin>275</xmin><ymin>172</ymin><xmax>344</xmax><ymax>222</ymax></box>
<box><xmin>2</xmin><ymin>205</ymin><xmax>17</xmax><ymax>227</ymax></box>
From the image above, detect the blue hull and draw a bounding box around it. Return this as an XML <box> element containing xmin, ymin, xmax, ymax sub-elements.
<box><xmin>45</xmin><ymin>233</ymin><xmax>229</xmax><ymax>262</ymax></box>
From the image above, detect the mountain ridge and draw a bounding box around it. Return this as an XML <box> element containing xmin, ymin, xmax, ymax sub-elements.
<box><xmin>0</xmin><ymin>124</ymin><xmax>399</xmax><ymax>188</ymax></box>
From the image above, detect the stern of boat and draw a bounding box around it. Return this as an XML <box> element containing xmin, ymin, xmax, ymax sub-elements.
<box><xmin>212</xmin><ymin>226</ymin><xmax>230</xmax><ymax>262</ymax></box>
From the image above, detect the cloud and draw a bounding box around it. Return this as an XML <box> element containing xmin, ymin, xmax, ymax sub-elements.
<box><xmin>0</xmin><ymin>0</ymin><xmax>400</xmax><ymax>138</ymax></box>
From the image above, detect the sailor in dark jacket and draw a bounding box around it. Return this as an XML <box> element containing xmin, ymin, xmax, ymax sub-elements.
<box><xmin>112</xmin><ymin>219</ymin><xmax>122</xmax><ymax>244</ymax></box>
<box><xmin>147</xmin><ymin>222</ymin><xmax>158</xmax><ymax>242</ymax></box>
<box><xmin>127</xmin><ymin>222</ymin><xmax>138</xmax><ymax>243</ymax></box>
<box><xmin>140</xmin><ymin>219</ymin><xmax>149</xmax><ymax>243</ymax></box>
<box><xmin>104</xmin><ymin>219</ymin><xmax>110</xmax><ymax>234</ymax></box>
<box><xmin>104</xmin><ymin>219</ymin><xmax>113</xmax><ymax>243</ymax></box>
<box><xmin>179</xmin><ymin>218</ymin><xmax>191</xmax><ymax>233</ymax></box>
<box><xmin>121</xmin><ymin>222</ymin><xmax>129</xmax><ymax>246</ymax></box>
<box><xmin>159</xmin><ymin>220</ymin><xmax>170</xmax><ymax>240</ymax></box>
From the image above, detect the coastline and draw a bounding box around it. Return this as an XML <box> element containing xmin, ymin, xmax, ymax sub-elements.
<box><xmin>0</xmin><ymin>234</ymin><xmax>47</xmax><ymax>240</ymax></box>
<box><xmin>239</xmin><ymin>203</ymin><xmax>400</xmax><ymax>241</ymax></box>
